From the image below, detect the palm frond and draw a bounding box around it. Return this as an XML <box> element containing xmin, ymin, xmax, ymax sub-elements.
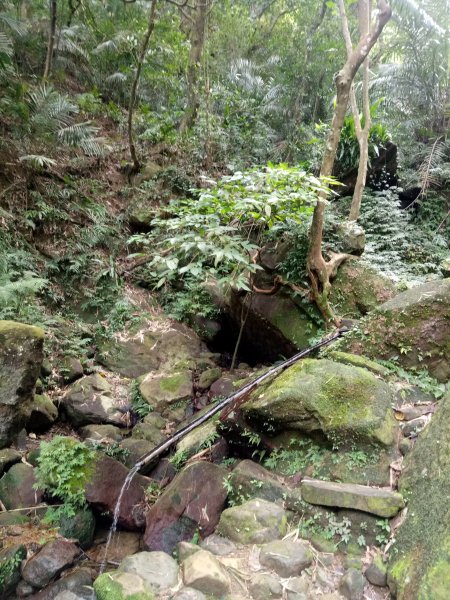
<box><xmin>28</xmin><ymin>85</ymin><xmax>78</xmax><ymax>133</ymax></box>
<box><xmin>418</xmin><ymin>139</ymin><xmax>448</xmax><ymax>197</ymax></box>
<box><xmin>93</xmin><ymin>39</ymin><xmax>118</xmax><ymax>54</ymax></box>
<box><xmin>19</xmin><ymin>155</ymin><xmax>58</xmax><ymax>169</ymax></box>
<box><xmin>0</xmin><ymin>12</ymin><xmax>27</xmax><ymax>36</ymax></box>
<box><xmin>57</xmin><ymin>121</ymin><xmax>107</xmax><ymax>156</ymax></box>
<box><xmin>0</xmin><ymin>29</ymin><xmax>12</xmax><ymax>67</ymax></box>
<box><xmin>391</xmin><ymin>0</ymin><xmax>446</xmax><ymax>36</ymax></box>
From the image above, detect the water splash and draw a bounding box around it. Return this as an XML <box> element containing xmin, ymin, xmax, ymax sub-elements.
<box><xmin>99</xmin><ymin>463</ymin><xmax>141</xmax><ymax>574</ymax></box>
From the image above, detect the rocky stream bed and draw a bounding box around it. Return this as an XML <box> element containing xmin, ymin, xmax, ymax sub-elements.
<box><xmin>0</xmin><ymin>276</ymin><xmax>449</xmax><ymax>600</ymax></box>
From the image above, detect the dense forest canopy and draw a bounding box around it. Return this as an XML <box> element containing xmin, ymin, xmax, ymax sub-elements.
<box><xmin>0</xmin><ymin>0</ymin><xmax>448</xmax><ymax>326</ymax></box>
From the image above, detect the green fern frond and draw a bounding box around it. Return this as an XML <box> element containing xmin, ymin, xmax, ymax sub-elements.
<box><xmin>0</xmin><ymin>273</ymin><xmax>47</xmax><ymax>307</ymax></box>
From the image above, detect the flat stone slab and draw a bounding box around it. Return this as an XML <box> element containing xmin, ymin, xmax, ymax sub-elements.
<box><xmin>301</xmin><ymin>479</ymin><xmax>404</xmax><ymax>517</ymax></box>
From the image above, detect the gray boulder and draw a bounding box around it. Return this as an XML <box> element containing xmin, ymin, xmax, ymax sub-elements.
<box><xmin>0</xmin><ymin>321</ymin><xmax>44</xmax><ymax>448</ymax></box>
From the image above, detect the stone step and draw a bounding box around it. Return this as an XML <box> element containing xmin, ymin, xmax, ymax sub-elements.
<box><xmin>300</xmin><ymin>478</ymin><xmax>404</xmax><ymax>517</ymax></box>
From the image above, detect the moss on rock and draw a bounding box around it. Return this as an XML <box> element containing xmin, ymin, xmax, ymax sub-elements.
<box><xmin>329</xmin><ymin>259</ymin><xmax>396</xmax><ymax>318</ymax></box>
<box><xmin>94</xmin><ymin>571</ymin><xmax>155</xmax><ymax>600</ymax></box>
<box><xmin>339</xmin><ymin>279</ymin><xmax>450</xmax><ymax>382</ymax></box>
<box><xmin>387</xmin><ymin>390</ymin><xmax>450</xmax><ymax>599</ymax></box>
<box><xmin>242</xmin><ymin>359</ymin><xmax>397</xmax><ymax>448</ymax></box>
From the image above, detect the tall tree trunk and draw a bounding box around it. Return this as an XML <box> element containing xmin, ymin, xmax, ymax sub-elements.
<box><xmin>307</xmin><ymin>0</ymin><xmax>391</xmax><ymax>324</ymax></box>
<box><xmin>43</xmin><ymin>0</ymin><xmax>57</xmax><ymax>80</ymax></box>
<box><xmin>179</xmin><ymin>0</ymin><xmax>211</xmax><ymax>133</ymax></box>
<box><xmin>128</xmin><ymin>0</ymin><xmax>158</xmax><ymax>172</ymax></box>
<box><xmin>349</xmin><ymin>1</ymin><xmax>372</xmax><ymax>221</ymax></box>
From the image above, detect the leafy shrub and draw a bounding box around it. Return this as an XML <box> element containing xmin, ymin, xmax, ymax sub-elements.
<box><xmin>335</xmin><ymin>102</ymin><xmax>391</xmax><ymax>175</ymax></box>
<box><xmin>35</xmin><ymin>437</ymin><xmax>95</xmax><ymax>518</ymax></box>
<box><xmin>128</xmin><ymin>165</ymin><xmax>335</xmax><ymax>293</ymax></box>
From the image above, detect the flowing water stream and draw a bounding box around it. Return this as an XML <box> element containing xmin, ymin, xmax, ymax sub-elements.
<box><xmin>99</xmin><ymin>464</ymin><xmax>141</xmax><ymax>574</ymax></box>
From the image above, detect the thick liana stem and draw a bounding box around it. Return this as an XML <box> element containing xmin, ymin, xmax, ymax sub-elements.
<box><xmin>128</xmin><ymin>0</ymin><xmax>158</xmax><ymax>172</ymax></box>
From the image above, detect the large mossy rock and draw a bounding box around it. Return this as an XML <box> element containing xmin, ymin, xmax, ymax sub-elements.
<box><xmin>301</xmin><ymin>479</ymin><xmax>404</xmax><ymax>517</ymax></box>
<box><xmin>217</xmin><ymin>498</ymin><xmax>287</xmax><ymax>544</ymax></box>
<box><xmin>0</xmin><ymin>321</ymin><xmax>44</xmax><ymax>448</ymax></box>
<box><xmin>27</xmin><ymin>394</ymin><xmax>58</xmax><ymax>432</ymax></box>
<box><xmin>242</xmin><ymin>359</ymin><xmax>397</xmax><ymax>448</ymax></box>
<box><xmin>94</xmin><ymin>571</ymin><xmax>156</xmax><ymax>600</ymax></box>
<box><xmin>329</xmin><ymin>259</ymin><xmax>396</xmax><ymax>318</ymax></box>
<box><xmin>0</xmin><ymin>544</ymin><xmax>26</xmax><ymax>598</ymax></box>
<box><xmin>97</xmin><ymin>318</ymin><xmax>206</xmax><ymax>378</ymax></box>
<box><xmin>387</xmin><ymin>390</ymin><xmax>450</xmax><ymax>599</ymax></box>
<box><xmin>339</xmin><ymin>279</ymin><xmax>450</xmax><ymax>382</ymax></box>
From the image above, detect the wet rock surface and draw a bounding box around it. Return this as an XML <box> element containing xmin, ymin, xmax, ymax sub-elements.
<box><xmin>144</xmin><ymin>461</ymin><xmax>227</xmax><ymax>553</ymax></box>
<box><xmin>85</xmin><ymin>455</ymin><xmax>149</xmax><ymax>530</ymax></box>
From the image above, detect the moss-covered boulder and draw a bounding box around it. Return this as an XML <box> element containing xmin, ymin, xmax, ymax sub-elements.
<box><xmin>329</xmin><ymin>258</ymin><xmax>396</xmax><ymax>318</ymax></box>
<box><xmin>94</xmin><ymin>571</ymin><xmax>155</xmax><ymax>600</ymax></box>
<box><xmin>339</xmin><ymin>279</ymin><xmax>450</xmax><ymax>382</ymax></box>
<box><xmin>139</xmin><ymin>369</ymin><xmax>192</xmax><ymax>416</ymax></box>
<box><xmin>0</xmin><ymin>321</ymin><xmax>44</xmax><ymax>448</ymax></box>
<box><xmin>217</xmin><ymin>498</ymin><xmax>288</xmax><ymax>544</ymax></box>
<box><xmin>0</xmin><ymin>463</ymin><xmax>43</xmax><ymax>509</ymax></box>
<box><xmin>131</xmin><ymin>412</ymin><xmax>166</xmax><ymax>445</ymax></box>
<box><xmin>57</xmin><ymin>507</ymin><xmax>96</xmax><ymax>549</ymax></box>
<box><xmin>301</xmin><ymin>479</ymin><xmax>404</xmax><ymax>517</ymax></box>
<box><xmin>0</xmin><ymin>448</ymin><xmax>21</xmax><ymax>476</ymax></box>
<box><xmin>387</xmin><ymin>390</ymin><xmax>450</xmax><ymax>599</ymax></box>
<box><xmin>242</xmin><ymin>359</ymin><xmax>397</xmax><ymax>448</ymax></box>
<box><xmin>97</xmin><ymin>318</ymin><xmax>206</xmax><ymax>378</ymax></box>
<box><xmin>227</xmin><ymin>289</ymin><xmax>318</xmax><ymax>362</ymax></box>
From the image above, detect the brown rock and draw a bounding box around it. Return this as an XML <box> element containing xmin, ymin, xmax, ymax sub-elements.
<box><xmin>85</xmin><ymin>455</ymin><xmax>149</xmax><ymax>530</ymax></box>
<box><xmin>143</xmin><ymin>461</ymin><xmax>227</xmax><ymax>553</ymax></box>
<box><xmin>21</xmin><ymin>539</ymin><xmax>80</xmax><ymax>588</ymax></box>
